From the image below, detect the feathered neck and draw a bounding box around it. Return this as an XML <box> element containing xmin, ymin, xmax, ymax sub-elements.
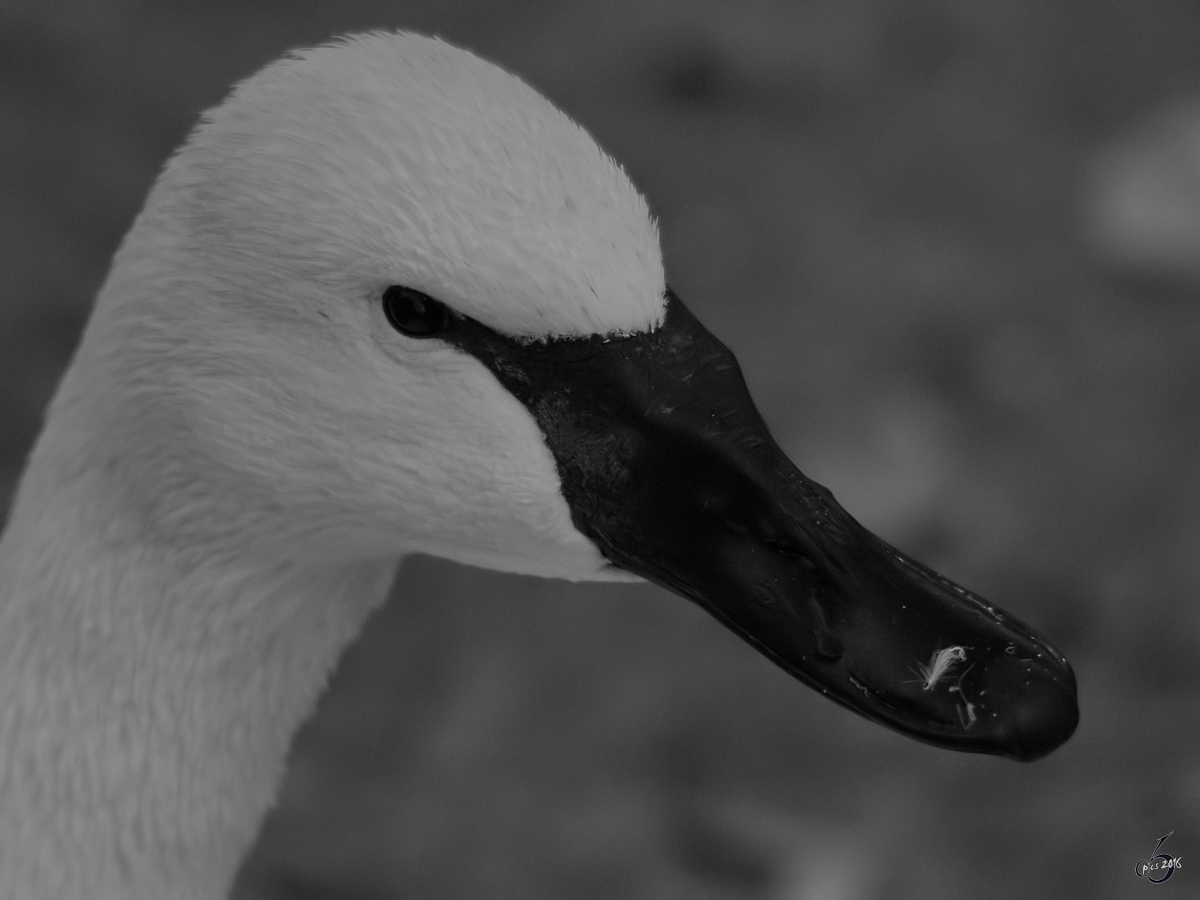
<box><xmin>0</xmin><ymin>427</ymin><xmax>399</xmax><ymax>899</ymax></box>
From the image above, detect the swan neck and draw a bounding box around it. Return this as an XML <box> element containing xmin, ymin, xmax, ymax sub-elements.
<box><xmin>0</xmin><ymin>448</ymin><xmax>399</xmax><ymax>899</ymax></box>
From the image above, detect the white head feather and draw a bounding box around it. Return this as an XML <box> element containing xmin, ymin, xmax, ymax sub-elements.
<box><xmin>23</xmin><ymin>30</ymin><xmax>667</xmax><ymax>583</ymax></box>
<box><xmin>172</xmin><ymin>30</ymin><xmax>664</xmax><ymax>337</ymax></box>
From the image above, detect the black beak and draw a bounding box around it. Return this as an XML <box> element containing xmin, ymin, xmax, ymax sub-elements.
<box><xmin>447</xmin><ymin>288</ymin><xmax>1079</xmax><ymax>761</ymax></box>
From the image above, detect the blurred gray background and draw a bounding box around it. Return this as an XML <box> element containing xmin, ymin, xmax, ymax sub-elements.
<box><xmin>3</xmin><ymin>1</ymin><xmax>1199</xmax><ymax>897</ymax></box>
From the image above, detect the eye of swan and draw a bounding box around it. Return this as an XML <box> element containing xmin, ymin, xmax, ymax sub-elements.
<box><xmin>382</xmin><ymin>285</ymin><xmax>453</xmax><ymax>337</ymax></box>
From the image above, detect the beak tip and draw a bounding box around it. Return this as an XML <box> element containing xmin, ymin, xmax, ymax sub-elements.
<box><xmin>1004</xmin><ymin>667</ymin><xmax>1080</xmax><ymax>762</ymax></box>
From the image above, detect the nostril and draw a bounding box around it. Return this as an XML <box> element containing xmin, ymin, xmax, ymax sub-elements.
<box><xmin>815</xmin><ymin>631</ymin><xmax>845</xmax><ymax>662</ymax></box>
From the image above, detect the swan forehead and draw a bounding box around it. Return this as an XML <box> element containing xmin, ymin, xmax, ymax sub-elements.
<box><xmin>189</xmin><ymin>30</ymin><xmax>665</xmax><ymax>338</ymax></box>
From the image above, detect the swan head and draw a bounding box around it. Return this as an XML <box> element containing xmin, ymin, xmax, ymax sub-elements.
<box><xmin>60</xmin><ymin>32</ymin><xmax>1077</xmax><ymax>759</ymax></box>
<box><xmin>74</xmin><ymin>31</ymin><xmax>663</xmax><ymax>579</ymax></box>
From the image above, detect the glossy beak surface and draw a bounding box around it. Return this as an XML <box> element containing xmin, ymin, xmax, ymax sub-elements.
<box><xmin>448</xmin><ymin>289</ymin><xmax>1078</xmax><ymax>761</ymax></box>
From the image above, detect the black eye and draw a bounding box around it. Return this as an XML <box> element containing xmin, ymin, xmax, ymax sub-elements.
<box><xmin>382</xmin><ymin>286</ymin><xmax>452</xmax><ymax>337</ymax></box>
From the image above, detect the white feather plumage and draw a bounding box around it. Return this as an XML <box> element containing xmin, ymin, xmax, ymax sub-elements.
<box><xmin>0</xmin><ymin>31</ymin><xmax>661</xmax><ymax>899</ymax></box>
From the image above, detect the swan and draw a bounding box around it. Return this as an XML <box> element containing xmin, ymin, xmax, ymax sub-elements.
<box><xmin>0</xmin><ymin>31</ymin><xmax>1078</xmax><ymax>899</ymax></box>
